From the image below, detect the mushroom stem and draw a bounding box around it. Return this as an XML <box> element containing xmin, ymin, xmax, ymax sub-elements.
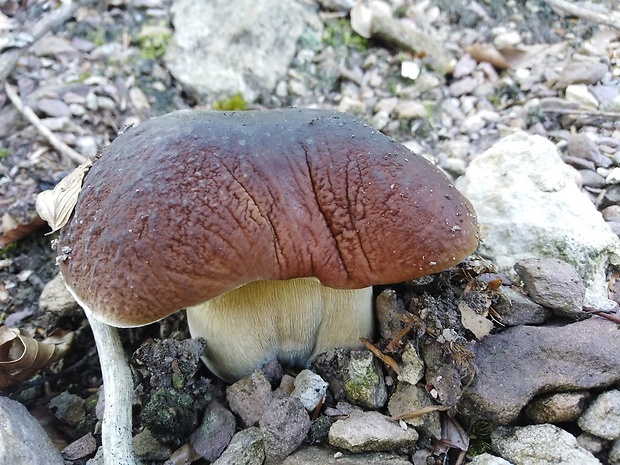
<box><xmin>85</xmin><ymin>312</ymin><xmax>138</xmax><ymax>465</ymax></box>
<box><xmin>187</xmin><ymin>278</ymin><xmax>374</xmax><ymax>382</ymax></box>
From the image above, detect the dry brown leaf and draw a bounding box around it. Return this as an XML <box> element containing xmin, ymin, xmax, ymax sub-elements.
<box><xmin>0</xmin><ymin>213</ymin><xmax>46</xmax><ymax>248</ymax></box>
<box><xmin>0</xmin><ymin>325</ymin><xmax>74</xmax><ymax>389</ymax></box>
<box><xmin>35</xmin><ymin>158</ymin><xmax>93</xmax><ymax>233</ymax></box>
<box><xmin>465</xmin><ymin>44</ymin><xmax>510</xmax><ymax>69</ymax></box>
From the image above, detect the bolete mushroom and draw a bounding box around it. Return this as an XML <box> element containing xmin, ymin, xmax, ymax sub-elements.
<box><xmin>54</xmin><ymin>108</ymin><xmax>478</xmax><ymax>464</ymax></box>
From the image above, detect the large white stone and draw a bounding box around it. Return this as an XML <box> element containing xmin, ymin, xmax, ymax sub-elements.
<box><xmin>456</xmin><ymin>131</ymin><xmax>620</xmax><ymax>308</ymax></box>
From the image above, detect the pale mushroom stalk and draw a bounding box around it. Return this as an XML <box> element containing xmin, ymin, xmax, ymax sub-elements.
<box><xmin>84</xmin><ymin>313</ymin><xmax>138</xmax><ymax>465</ymax></box>
<box><xmin>187</xmin><ymin>278</ymin><xmax>374</xmax><ymax>382</ymax></box>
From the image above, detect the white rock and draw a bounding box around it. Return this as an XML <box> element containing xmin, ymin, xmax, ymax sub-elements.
<box><xmin>566</xmin><ymin>84</ymin><xmax>599</xmax><ymax>110</ymax></box>
<box><xmin>491</xmin><ymin>424</ymin><xmax>602</xmax><ymax>465</ymax></box>
<box><xmin>578</xmin><ymin>390</ymin><xmax>620</xmax><ymax>440</ymax></box>
<box><xmin>291</xmin><ymin>370</ymin><xmax>328</xmax><ymax>412</ymax></box>
<box><xmin>397</xmin><ymin>342</ymin><xmax>425</xmax><ymax>385</ymax></box>
<box><xmin>606</xmin><ymin>167</ymin><xmax>620</xmax><ymax>184</ymax></box>
<box><xmin>401</xmin><ymin>61</ymin><xmax>420</xmax><ymax>80</ymax></box>
<box><xmin>456</xmin><ymin>131</ymin><xmax>620</xmax><ymax>309</ymax></box>
<box><xmin>469</xmin><ymin>453</ymin><xmax>513</xmax><ymax>465</ymax></box>
<box><xmin>328</xmin><ymin>410</ymin><xmax>418</xmax><ymax>453</ymax></box>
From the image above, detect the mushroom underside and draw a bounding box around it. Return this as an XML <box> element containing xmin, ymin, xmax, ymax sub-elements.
<box><xmin>186</xmin><ymin>277</ymin><xmax>374</xmax><ymax>382</ymax></box>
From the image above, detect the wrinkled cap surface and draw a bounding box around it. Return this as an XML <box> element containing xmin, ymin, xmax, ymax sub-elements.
<box><xmin>59</xmin><ymin>109</ymin><xmax>478</xmax><ymax>326</ymax></box>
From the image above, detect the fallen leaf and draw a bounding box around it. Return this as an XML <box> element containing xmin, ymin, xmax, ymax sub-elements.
<box><xmin>458</xmin><ymin>301</ymin><xmax>493</xmax><ymax>340</ymax></box>
<box><xmin>0</xmin><ymin>213</ymin><xmax>46</xmax><ymax>248</ymax></box>
<box><xmin>35</xmin><ymin>158</ymin><xmax>92</xmax><ymax>233</ymax></box>
<box><xmin>0</xmin><ymin>325</ymin><xmax>74</xmax><ymax>389</ymax></box>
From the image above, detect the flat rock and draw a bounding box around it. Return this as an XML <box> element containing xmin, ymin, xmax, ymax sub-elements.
<box><xmin>259</xmin><ymin>396</ymin><xmax>311</xmax><ymax>464</ymax></box>
<box><xmin>525</xmin><ymin>391</ymin><xmax>591</xmax><ymax>424</ymax></box>
<box><xmin>190</xmin><ymin>401</ymin><xmax>236</xmax><ymax>461</ymax></box>
<box><xmin>282</xmin><ymin>445</ymin><xmax>412</xmax><ymax>464</ymax></box>
<box><xmin>164</xmin><ymin>0</ymin><xmax>321</xmax><ymax>103</ymax></box>
<box><xmin>578</xmin><ymin>389</ymin><xmax>620</xmax><ymax>440</ymax></box>
<box><xmin>456</xmin><ymin>131</ymin><xmax>620</xmax><ymax>309</ymax></box>
<box><xmin>39</xmin><ymin>273</ymin><xmax>80</xmax><ymax>316</ymax></box>
<box><xmin>212</xmin><ymin>427</ymin><xmax>264</xmax><ymax>465</ymax></box>
<box><xmin>387</xmin><ymin>382</ymin><xmax>441</xmax><ymax>439</ymax></box>
<box><xmin>554</xmin><ymin>60</ymin><xmax>608</xmax><ymax>89</ymax></box>
<box><xmin>468</xmin><ymin>453</ymin><xmax>513</xmax><ymax>465</ymax></box>
<box><xmin>0</xmin><ymin>397</ymin><xmax>64</xmax><ymax>465</ymax></box>
<box><xmin>493</xmin><ymin>286</ymin><xmax>552</xmax><ymax>326</ymax></box>
<box><xmin>226</xmin><ymin>370</ymin><xmax>274</xmax><ymax>427</ymax></box>
<box><xmin>491</xmin><ymin>424</ymin><xmax>601</xmax><ymax>465</ymax></box>
<box><xmin>328</xmin><ymin>410</ymin><xmax>419</xmax><ymax>453</ymax></box>
<box><xmin>514</xmin><ymin>258</ymin><xmax>586</xmax><ymax>318</ymax></box>
<box><xmin>459</xmin><ymin>317</ymin><xmax>620</xmax><ymax>424</ymax></box>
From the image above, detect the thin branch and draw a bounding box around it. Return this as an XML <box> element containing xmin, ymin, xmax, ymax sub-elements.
<box><xmin>0</xmin><ymin>0</ymin><xmax>97</xmax><ymax>84</ymax></box>
<box><xmin>541</xmin><ymin>106</ymin><xmax>620</xmax><ymax>119</ymax></box>
<box><xmin>544</xmin><ymin>0</ymin><xmax>620</xmax><ymax>30</ymax></box>
<box><xmin>4</xmin><ymin>83</ymin><xmax>87</xmax><ymax>164</ymax></box>
<box><xmin>86</xmin><ymin>313</ymin><xmax>140</xmax><ymax>465</ymax></box>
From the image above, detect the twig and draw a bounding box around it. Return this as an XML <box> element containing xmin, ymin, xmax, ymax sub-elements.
<box><xmin>0</xmin><ymin>0</ymin><xmax>96</xmax><ymax>84</ymax></box>
<box><xmin>4</xmin><ymin>83</ymin><xmax>87</xmax><ymax>164</ymax></box>
<box><xmin>360</xmin><ymin>338</ymin><xmax>401</xmax><ymax>375</ymax></box>
<box><xmin>544</xmin><ymin>0</ymin><xmax>620</xmax><ymax>30</ymax></box>
<box><xmin>86</xmin><ymin>312</ymin><xmax>140</xmax><ymax>465</ymax></box>
<box><xmin>541</xmin><ymin>106</ymin><xmax>620</xmax><ymax>119</ymax></box>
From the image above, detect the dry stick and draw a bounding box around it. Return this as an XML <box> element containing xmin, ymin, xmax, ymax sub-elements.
<box><xmin>0</xmin><ymin>0</ymin><xmax>96</xmax><ymax>84</ymax></box>
<box><xmin>4</xmin><ymin>83</ymin><xmax>87</xmax><ymax>164</ymax></box>
<box><xmin>544</xmin><ymin>0</ymin><xmax>620</xmax><ymax>30</ymax></box>
<box><xmin>85</xmin><ymin>313</ymin><xmax>140</xmax><ymax>465</ymax></box>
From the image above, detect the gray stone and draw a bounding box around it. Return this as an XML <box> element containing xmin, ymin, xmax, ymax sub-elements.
<box><xmin>468</xmin><ymin>453</ymin><xmax>513</xmax><ymax>465</ymax></box>
<box><xmin>397</xmin><ymin>341</ymin><xmax>425</xmax><ymax>385</ymax></box>
<box><xmin>449</xmin><ymin>76</ymin><xmax>479</xmax><ymax>96</ymax></box>
<box><xmin>190</xmin><ymin>401</ymin><xmax>236</xmax><ymax>461</ymax></box>
<box><xmin>291</xmin><ymin>370</ymin><xmax>328</xmax><ymax>412</ymax></box>
<box><xmin>579</xmin><ymin>169</ymin><xmax>607</xmax><ymax>188</ymax></box>
<box><xmin>577</xmin><ymin>433</ymin><xmax>607</xmax><ymax>455</ymax></box>
<box><xmin>610</xmin><ymin>438</ymin><xmax>620</xmax><ymax>465</ymax></box>
<box><xmin>283</xmin><ymin>445</ymin><xmax>412</xmax><ymax>464</ymax></box>
<box><xmin>493</xmin><ymin>286</ymin><xmax>552</xmax><ymax>326</ymax></box>
<box><xmin>387</xmin><ymin>382</ymin><xmax>441</xmax><ymax>439</ymax></box>
<box><xmin>39</xmin><ymin>273</ymin><xmax>80</xmax><ymax>316</ymax></box>
<box><xmin>375</xmin><ymin>289</ymin><xmax>408</xmax><ymax>342</ymax></box>
<box><xmin>38</xmin><ymin>98</ymin><xmax>71</xmax><ymax>117</ymax></box>
<box><xmin>0</xmin><ymin>397</ymin><xmax>64</xmax><ymax>465</ymax></box>
<box><xmin>226</xmin><ymin>369</ymin><xmax>274</xmax><ymax>427</ymax></box>
<box><xmin>514</xmin><ymin>258</ymin><xmax>586</xmax><ymax>318</ymax></box>
<box><xmin>344</xmin><ymin>350</ymin><xmax>388</xmax><ymax>409</ymax></box>
<box><xmin>459</xmin><ymin>318</ymin><xmax>620</xmax><ymax>424</ymax></box>
<box><xmin>578</xmin><ymin>389</ymin><xmax>620</xmax><ymax>440</ymax></box>
<box><xmin>164</xmin><ymin>0</ymin><xmax>321</xmax><ymax>103</ymax></box>
<box><xmin>554</xmin><ymin>61</ymin><xmax>608</xmax><ymax>89</ymax></box>
<box><xmin>48</xmin><ymin>391</ymin><xmax>85</xmax><ymax>426</ymax></box>
<box><xmin>568</xmin><ymin>133</ymin><xmax>613</xmax><ymax>168</ymax></box>
<box><xmin>328</xmin><ymin>410</ymin><xmax>419</xmax><ymax>453</ymax></box>
<box><xmin>525</xmin><ymin>391</ymin><xmax>591</xmax><ymax>424</ymax></box>
<box><xmin>212</xmin><ymin>427</ymin><xmax>264</xmax><ymax>465</ymax></box>
<box><xmin>566</xmin><ymin>84</ymin><xmax>599</xmax><ymax>110</ymax></box>
<box><xmin>456</xmin><ymin>131</ymin><xmax>620</xmax><ymax>310</ymax></box>
<box><xmin>259</xmin><ymin>396</ymin><xmax>311</xmax><ymax>464</ymax></box>
<box><xmin>62</xmin><ymin>433</ymin><xmax>97</xmax><ymax>461</ymax></box>
<box><xmin>453</xmin><ymin>53</ymin><xmax>477</xmax><ymax>79</ymax></box>
<box><xmin>491</xmin><ymin>424</ymin><xmax>601</xmax><ymax>465</ymax></box>
<box><xmin>312</xmin><ymin>348</ymin><xmax>351</xmax><ymax>401</ymax></box>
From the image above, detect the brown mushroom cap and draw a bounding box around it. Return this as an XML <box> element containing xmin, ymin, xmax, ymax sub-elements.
<box><xmin>59</xmin><ymin>109</ymin><xmax>478</xmax><ymax>327</ymax></box>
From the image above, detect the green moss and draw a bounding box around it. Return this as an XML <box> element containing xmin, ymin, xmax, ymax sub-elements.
<box><xmin>213</xmin><ymin>93</ymin><xmax>248</xmax><ymax>111</ymax></box>
<box><xmin>323</xmin><ymin>18</ymin><xmax>368</xmax><ymax>52</ymax></box>
<box><xmin>0</xmin><ymin>148</ymin><xmax>10</xmax><ymax>158</ymax></box>
<box><xmin>137</xmin><ymin>25</ymin><xmax>172</xmax><ymax>60</ymax></box>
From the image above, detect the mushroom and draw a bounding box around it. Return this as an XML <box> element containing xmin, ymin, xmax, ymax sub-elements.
<box><xmin>55</xmin><ymin>108</ymin><xmax>478</xmax><ymax>464</ymax></box>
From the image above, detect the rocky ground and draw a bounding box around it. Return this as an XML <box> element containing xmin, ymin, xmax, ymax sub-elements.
<box><xmin>1</xmin><ymin>0</ymin><xmax>620</xmax><ymax>464</ymax></box>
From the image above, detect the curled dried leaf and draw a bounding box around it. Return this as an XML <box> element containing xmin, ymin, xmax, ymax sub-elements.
<box><xmin>35</xmin><ymin>159</ymin><xmax>93</xmax><ymax>233</ymax></box>
<box><xmin>0</xmin><ymin>325</ymin><xmax>74</xmax><ymax>390</ymax></box>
